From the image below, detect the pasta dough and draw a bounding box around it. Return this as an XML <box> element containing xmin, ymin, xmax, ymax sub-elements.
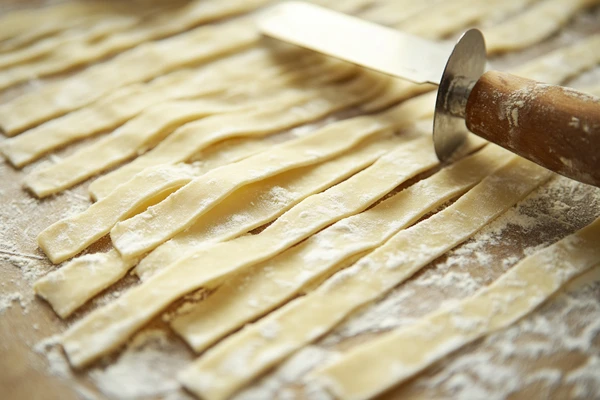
<box><xmin>88</xmin><ymin>72</ymin><xmax>383</xmax><ymax>200</ymax></box>
<box><xmin>485</xmin><ymin>0</ymin><xmax>600</xmax><ymax>52</ymax></box>
<box><xmin>34</xmin><ymin>132</ymin><xmax>400</xmax><ymax>316</ymax></box>
<box><xmin>312</xmin><ymin>217</ymin><xmax>600</xmax><ymax>400</ymax></box>
<box><xmin>133</xmin><ymin>133</ymin><xmax>401</xmax><ymax>280</ymax></box>
<box><xmin>0</xmin><ymin>20</ymin><xmax>258</xmax><ymax>134</ymax></box>
<box><xmin>60</xmin><ymin>134</ymin><xmax>441</xmax><ymax>368</ymax></box>
<box><xmin>24</xmin><ymin>66</ymin><xmax>365</xmax><ymax>198</ymax></box>
<box><xmin>179</xmin><ymin>157</ymin><xmax>552</xmax><ymax>400</ymax></box>
<box><xmin>0</xmin><ymin>48</ymin><xmax>331</xmax><ymax>167</ymax></box>
<box><xmin>108</xmin><ymin>93</ymin><xmax>433</xmax><ymax>258</ymax></box>
<box><xmin>0</xmin><ymin>0</ymin><xmax>271</xmax><ymax>91</ymax></box>
<box><xmin>170</xmin><ymin>143</ymin><xmax>508</xmax><ymax>353</ymax></box>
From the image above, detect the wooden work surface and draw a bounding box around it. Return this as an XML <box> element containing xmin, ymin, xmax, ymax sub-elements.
<box><xmin>1</xmin><ymin>1</ymin><xmax>600</xmax><ymax>400</ymax></box>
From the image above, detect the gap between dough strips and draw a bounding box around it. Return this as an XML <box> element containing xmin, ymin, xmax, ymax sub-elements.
<box><xmin>25</xmin><ymin>67</ymin><xmax>375</xmax><ymax>198</ymax></box>
<box><xmin>178</xmin><ymin>156</ymin><xmax>552</xmax><ymax>400</ymax></box>
<box><xmin>33</xmin><ymin>131</ymin><xmax>402</xmax><ymax>317</ymax></box>
<box><xmin>312</xmin><ymin>216</ymin><xmax>600</xmax><ymax>400</ymax></box>
<box><xmin>59</xmin><ymin>132</ymin><xmax>451</xmax><ymax>368</ymax></box>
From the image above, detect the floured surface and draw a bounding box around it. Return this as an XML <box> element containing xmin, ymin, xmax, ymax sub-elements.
<box><xmin>1</xmin><ymin>1</ymin><xmax>600</xmax><ymax>400</ymax></box>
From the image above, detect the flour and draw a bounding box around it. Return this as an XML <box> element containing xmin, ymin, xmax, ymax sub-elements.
<box><xmin>89</xmin><ymin>329</ymin><xmax>193</xmax><ymax>400</ymax></box>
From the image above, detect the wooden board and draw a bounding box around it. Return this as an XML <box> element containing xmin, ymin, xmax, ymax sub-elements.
<box><xmin>1</xmin><ymin>1</ymin><xmax>600</xmax><ymax>400</ymax></box>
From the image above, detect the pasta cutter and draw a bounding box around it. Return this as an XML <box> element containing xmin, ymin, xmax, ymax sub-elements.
<box><xmin>259</xmin><ymin>1</ymin><xmax>600</xmax><ymax>187</ymax></box>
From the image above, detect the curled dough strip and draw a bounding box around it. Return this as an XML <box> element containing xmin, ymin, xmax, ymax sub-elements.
<box><xmin>0</xmin><ymin>48</ymin><xmax>329</xmax><ymax>167</ymax></box>
<box><xmin>108</xmin><ymin>93</ymin><xmax>434</xmax><ymax>258</ymax></box>
<box><xmin>313</xmin><ymin>217</ymin><xmax>600</xmax><ymax>400</ymax></box>
<box><xmin>0</xmin><ymin>20</ymin><xmax>259</xmax><ymax>135</ymax></box>
<box><xmin>34</xmin><ymin>133</ymin><xmax>398</xmax><ymax>317</ymax></box>
<box><xmin>60</xmin><ymin>134</ymin><xmax>440</xmax><ymax>368</ymax></box>
<box><xmin>88</xmin><ymin>72</ymin><xmax>383</xmax><ymax>201</ymax></box>
<box><xmin>170</xmin><ymin>144</ymin><xmax>507</xmax><ymax>353</ymax></box>
<box><xmin>178</xmin><ymin>157</ymin><xmax>552</xmax><ymax>400</ymax></box>
<box><xmin>0</xmin><ymin>0</ymin><xmax>271</xmax><ymax>91</ymax></box>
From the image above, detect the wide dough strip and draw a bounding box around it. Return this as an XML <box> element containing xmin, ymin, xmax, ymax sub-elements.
<box><xmin>108</xmin><ymin>93</ymin><xmax>434</xmax><ymax>259</ymax></box>
<box><xmin>313</xmin><ymin>217</ymin><xmax>600</xmax><ymax>400</ymax></box>
<box><xmin>0</xmin><ymin>0</ymin><xmax>272</xmax><ymax>92</ymax></box>
<box><xmin>60</xmin><ymin>133</ymin><xmax>445</xmax><ymax>368</ymax></box>
<box><xmin>0</xmin><ymin>47</ymin><xmax>333</xmax><ymax>167</ymax></box>
<box><xmin>179</xmin><ymin>158</ymin><xmax>552</xmax><ymax>400</ymax></box>
<box><xmin>0</xmin><ymin>19</ymin><xmax>259</xmax><ymax>135</ymax></box>
<box><xmin>24</xmin><ymin>65</ymin><xmax>365</xmax><ymax>198</ymax></box>
<box><xmin>33</xmin><ymin>132</ymin><xmax>400</xmax><ymax>317</ymax></box>
<box><xmin>170</xmin><ymin>144</ymin><xmax>508</xmax><ymax>353</ymax></box>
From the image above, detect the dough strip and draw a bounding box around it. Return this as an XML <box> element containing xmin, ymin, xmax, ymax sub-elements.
<box><xmin>313</xmin><ymin>217</ymin><xmax>600</xmax><ymax>400</ymax></box>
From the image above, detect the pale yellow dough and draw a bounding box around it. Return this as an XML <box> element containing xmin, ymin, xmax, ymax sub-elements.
<box><xmin>34</xmin><ymin>132</ymin><xmax>399</xmax><ymax>316</ymax></box>
<box><xmin>0</xmin><ymin>20</ymin><xmax>258</xmax><ymax>134</ymax></box>
<box><xmin>313</xmin><ymin>217</ymin><xmax>600</xmax><ymax>400</ymax></box>
<box><xmin>170</xmin><ymin>144</ymin><xmax>507</xmax><ymax>353</ymax></box>
<box><xmin>0</xmin><ymin>48</ymin><xmax>330</xmax><ymax>167</ymax></box>
<box><xmin>0</xmin><ymin>0</ymin><xmax>271</xmax><ymax>92</ymax></box>
<box><xmin>107</xmin><ymin>94</ymin><xmax>433</xmax><ymax>259</ymax></box>
<box><xmin>60</xmin><ymin>133</ymin><xmax>442</xmax><ymax>368</ymax></box>
<box><xmin>134</xmin><ymin>133</ymin><xmax>401</xmax><ymax>281</ymax></box>
<box><xmin>83</xmin><ymin>71</ymin><xmax>382</xmax><ymax>200</ymax></box>
<box><xmin>178</xmin><ymin>157</ymin><xmax>552</xmax><ymax>400</ymax></box>
<box><xmin>23</xmin><ymin>65</ymin><xmax>361</xmax><ymax>198</ymax></box>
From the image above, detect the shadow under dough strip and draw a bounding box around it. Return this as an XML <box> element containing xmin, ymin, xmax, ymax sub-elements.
<box><xmin>87</xmin><ymin>72</ymin><xmax>384</xmax><ymax>201</ymax></box>
<box><xmin>170</xmin><ymin>144</ymin><xmax>507</xmax><ymax>353</ymax></box>
<box><xmin>0</xmin><ymin>19</ymin><xmax>259</xmax><ymax>135</ymax></box>
<box><xmin>60</xmin><ymin>134</ymin><xmax>440</xmax><ymax>368</ymax></box>
<box><xmin>178</xmin><ymin>158</ymin><xmax>552</xmax><ymax>400</ymax></box>
<box><xmin>34</xmin><ymin>132</ymin><xmax>399</xmax><ymax>317</ymax></box>
<box><xmin>313</xmin><ymin>217</ymin><xmax>600</xmax><ymax>400</ymax></box>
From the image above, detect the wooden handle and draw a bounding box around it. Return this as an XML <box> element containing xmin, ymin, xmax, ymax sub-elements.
<box><xmin>465</xmin><ymin>71</ymin><xmax>600</xmax><ymax>187</ymax></box>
